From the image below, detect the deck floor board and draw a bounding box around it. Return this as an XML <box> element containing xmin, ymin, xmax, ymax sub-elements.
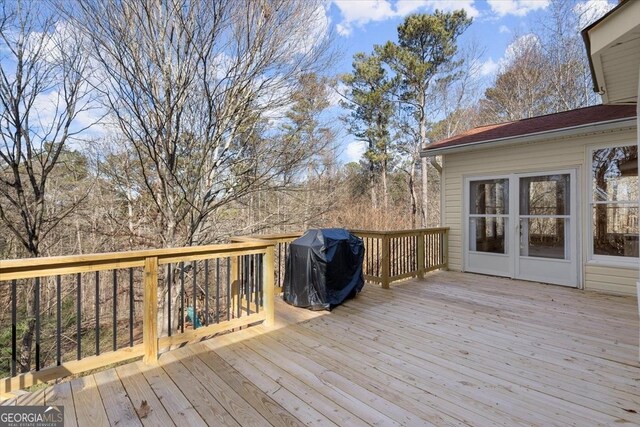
<box><xmin>8</xmin><ymin>271</ymin><xmax>640</xmax><ymax>426</ymax></box>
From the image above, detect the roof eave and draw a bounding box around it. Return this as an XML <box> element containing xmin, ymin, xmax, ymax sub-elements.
<box><xmin>422</xmin><ymin>117</ymin><xmax>637</xmax><ymax>156</ymax></box>
<box><xmin>580</xmin><ymin>0</ymin><xmax>633</xmax><ymax>99</ymax></box>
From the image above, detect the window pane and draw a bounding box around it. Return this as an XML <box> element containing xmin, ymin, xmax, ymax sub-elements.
<box><xmin>520</xmin><ymin>218</ymin><xmax>567</xmax><ymax>259</ymax></box>
<box><xmin>593</xmin><ymin>205</ymin><xmax>639</xmax><ymax>257</ymax></box>
<box><xmin>469</xmin><ymin>217</ymin><xmax>506</xmax><ymax>254</ymax></box>
<box><xmin>592</xmin><ymin>146</ymin><xmax>638</xmax><ymax>202</ymax></box>
<box><xmin>470</xmin><ymin>179</ymin><xmax>508</xmax><ymax>215</ymax></box>
<box><xmin>520</xmin><ymin>174</ymin><xmax>569</xmax><ymax>216</ymax></box>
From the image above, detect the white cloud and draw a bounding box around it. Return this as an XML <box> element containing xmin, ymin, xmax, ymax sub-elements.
<box><xmin>345</xmin><ymin>140</ymin><xmax>367</xmax><ymax>163</ymax></box>
<box><xmin>479</xmin><ymin>57</ymin><xmax>499</xmax><ymax>76</ymax></box>
<box><xmin>332</xmin><ymin>0</ymin><xmax>479</xmax><ymax>37</ymax></box>
<box><xmin>395</xmin><ymin>0</ymin><xmax>428</xmax><ymax>16</ymax></box>
<box><xmin>472</xmin><ymin>34</ymin><xmax>538</xmax><ymax>81</ymax></box>
<box><xmin>499</xmin><ymin>25</ymin><xmax>510</xmax><ymax>34</ymax></box>
<box><xmin>503</xmin><ymin>33</ymin><xmax>539</xmax><ymax>64</ymax></box>
<box><xmin>573</xmin><ymin>0</ymin><xmax>615</xmax><ymax>28</ymax></box>
<box><xmin>487</xmin><ymin>0</ymin><xmax>549</xmax><ymax>17</ymax></box>
<box><xmin>295</xmin><ymin>3</ymin><xmax>331</xmax><ymax>55</ymax></box>
<box><xmin>332</xmin><ymin>0</ymin><xmax>395</xmax><ymax>36</ymax></box>
<box><xmin>422</xmin><ymin>1</ymin><xmax>478</xmax><ymax>17</ymax></box>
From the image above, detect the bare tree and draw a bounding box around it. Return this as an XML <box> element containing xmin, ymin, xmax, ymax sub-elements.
<box><xmin>0</xmin><ymin>0</ymin><xmax>94</xmax><ymax>371</ymax></box>
<box><xmin>63</xmin><ymin>0</ymin><xmax>333</xmax><ymax>333</ymax></box>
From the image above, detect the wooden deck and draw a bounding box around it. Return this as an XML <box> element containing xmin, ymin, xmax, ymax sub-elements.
<box><xmin>3</xmin><ymin>271</ymin><xmax>640</xmax><ymax>426</ymax></box>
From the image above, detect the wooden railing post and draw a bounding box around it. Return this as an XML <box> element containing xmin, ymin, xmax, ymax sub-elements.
<box><xmin>231</xmin><ymin>256</ymin><xmax>239</xmax><ymax>318</ymax></box>
<box><xmin>263</xmin><ymin>245</ymin><xmax>275</xmax><ymax>327</ymax></box>
<box><xmin>143</xmin><ymin>256</ymin><xmax>158</xmax><ymax>364</ymax></box>
<box><xmin>381</xmin><ymin>234</ymin><xmax>390</xmax><ymax>289</ymax></box>
<box><xmin>417</xmin><ymin>231</ymin><xmax>425</xmax><ymax>280</ymax></box>
<box><xmin>443</xmin><ymin>229</ymin><xmax>449</xmax><ymax>270</ymax></box>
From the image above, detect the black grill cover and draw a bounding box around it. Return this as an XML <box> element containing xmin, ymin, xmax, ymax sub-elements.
<box><xmin>283</xmin><ymin>229</ymin><xmax>365</xmax><ymax>311</ymax></box>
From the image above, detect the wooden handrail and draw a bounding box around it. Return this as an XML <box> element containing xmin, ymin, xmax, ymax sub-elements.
<box><xmin>0</xmin><ymin>241</ymin><xmax>273</xmax><ymax>281</ymax></box>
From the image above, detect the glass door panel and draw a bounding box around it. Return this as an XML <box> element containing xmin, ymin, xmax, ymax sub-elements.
<box><xmin>470</xmin><ymin>217</ymin><xmax>507</xmax><ymax>254</ymax></box>
<box><xmin>520</xmin><ymin>174</ymin><xmax>569</xmax><ymax>216</ymax></box>
<box><xmin>519</xmin><ymin>174</ymin><xmax>570</xmax><ymax>260</ymax></box>
<box><xmin>519</xmin><ymin>217</ymin><xmax>567</xmax><ymax>259</ymax></box>
<box><xmin>468</xmin><ymin>179</ymin><xmax>509</xmax><ymax>254</ymax></box>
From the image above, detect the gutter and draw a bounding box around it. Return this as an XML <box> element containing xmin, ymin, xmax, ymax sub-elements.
<box><xmin>421</xmin><ymin>117</ymin><xmax>637</xmax><ymax>156</ymax></box>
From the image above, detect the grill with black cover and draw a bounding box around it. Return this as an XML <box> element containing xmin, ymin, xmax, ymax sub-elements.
<box><xmin>283</xmin><ymin>228</ymin><xmax>365</xmax><ymax>310</ymax></box>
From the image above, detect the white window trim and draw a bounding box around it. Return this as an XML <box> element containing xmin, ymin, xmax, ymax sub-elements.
<box><xmin>587</xmin><ymin>142</ymin><xmax>639</xmax><ymax>266</ymax></box>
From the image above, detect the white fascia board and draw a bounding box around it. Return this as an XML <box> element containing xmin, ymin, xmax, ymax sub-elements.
<box><xmin>588</xmin><ymin>0</ymin><xmax>640</xmax><ymax>56</ymax></box>
<box><xmin>422</xmin><ymin>117</ymin><xmax>637</xmax><ymax>157</ymax></box>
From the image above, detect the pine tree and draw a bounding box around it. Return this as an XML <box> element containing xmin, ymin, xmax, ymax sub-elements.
<box><xmin>378</xmin><ymin>11</ymin><xmax>472</xmax><ymax>226</ymax></box>
<box><xmin>340</xmin><ymin>53</ymin><xmax>396</xmax><ymax>209</ymax></box>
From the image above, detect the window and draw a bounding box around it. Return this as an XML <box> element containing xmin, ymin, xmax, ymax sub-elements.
<box><xmin>469</xmin><ymin>179</ymin><xmax>508</xmax><ymax>254</ymax></box>
<box><xmin>591</xmin><ymin>145</ymin><xmax>638</xmax><ymax>258</ymax></box>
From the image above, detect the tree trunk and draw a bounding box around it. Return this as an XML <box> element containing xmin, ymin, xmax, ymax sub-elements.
<box><xmin>421</xmin><ymin>155</ymin><xmax>429</xmax><ymax>227</ymax></box>
<box><xmin>370</xmin><ymin>158</ymin><xmax>378</xmax><ymax>209</ymax></box>
<box><xmin>381</xmin><ymin>159</ymin><xmax>389</xmax><ymax>210</ymax></box>
<box><xmin>409</xmin><ymin>161</ymin><xmax>418</xmax><ymax>229</ymax></box>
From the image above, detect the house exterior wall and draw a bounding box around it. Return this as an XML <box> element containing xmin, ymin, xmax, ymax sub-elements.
<box><xmin>442</xmin><ymin>126</ymin><xmax>637</xmax><ymax>296</ymax></box>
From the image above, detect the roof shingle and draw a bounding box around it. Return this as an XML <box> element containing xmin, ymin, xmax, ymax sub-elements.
<box><xmin>427</xmin><ymin>104</ymin><xmax>636</xmax><ymax>151</ymax></box>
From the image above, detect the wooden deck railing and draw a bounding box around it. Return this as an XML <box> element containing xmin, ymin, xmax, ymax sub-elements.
<box><xmin>0</xmin><ymin>227</ymin><xmax>447</xmax><ymax>395</ymax></box>
<box><xmin>0</xmin><ymin>241</ymin><xmax>275</xmax><ymax>395</ymax></box>
<box><xmin>233</xmin><ymin>227</ymin><xmax>449</xmax><ymax>289</ymax></box>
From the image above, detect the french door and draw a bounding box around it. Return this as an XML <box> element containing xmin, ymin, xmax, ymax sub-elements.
<box><xmin>465</xmin><ymin>170</ymin><xmax>579</xmax><ymax>287</ymax></box>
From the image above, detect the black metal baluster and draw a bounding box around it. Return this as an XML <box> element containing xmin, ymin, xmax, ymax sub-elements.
<box><xmin>192</xmin><ymin>260</ymin><xmax>197</xmax><ymax>330</ymax></box>
<box><xmin>259</xmin><ymin>254</ymin><xmax>264</xmax><ymax>308</ymax></box>
<box><xmin>180</xmin><ymin>262</ymin><xmax>185</xmax><ymax>333</ymax></box>
<box><xmin>204</xmin><ymin>259</ymin><xmax>209</xmax><ymax>326</ymax></box>
<box><xmin>167</xmin><ymin>264</ymin><xmax>172</xmax><ymax>337</ymax></box>
<box><xmin>77</xmin><ymin>273</ymin><xmax>81</xmax><ymax>360</ymax></box>
<box><xmin>237</xmin><ymin>257</ymin><xmax>243</xmax><ymax>318</ymax></box>
<box><xmin>129</xmin><ymin>268</ymin><xmax>134</xmax><ymax>347</ymax></box>
<box><xmin>253</xmin><ymin>255</ymin><xmax>260</xmax><ymax>313</ymax></box>
<box><xmin>226</xmin><ymin>259</ymin><xmax>231</xmax><ymax>322</ymax></box>
<box><xmin>216</xmin><ymin>258</ymin><xmax>220</xmax><ymax>324</ymax></box>
<box><xmin>11</xmin><ymin>279</ymin><xmax>17</xmax><ymax>376</ymax></box>
<box><xmin>277</xmin><ymin>243</ymin><xmax>282</xmax><ymax>287</ymax></box>
<box><xmin>113</xmin><ymin>269</ymin><xmax>118</xmax><ymax>351</ymax></box>
<box><xmin>35</xmin><ymin>277</ymin><xmax>40</xmax><ymax>370</ymax></box>
<box><xmin>56</xmin><ymin>275</ymin><xmax>61</xmax><ymax>366</ymax></box>
<box><xmin>95</xmin><ymin>271</ymin><xmax>100</xmax><ymax>356</ymax></box>
<box><xmin>246</xmin><ymin>256</ymin><xmax>251</xmax><ymax>317</ymax></box>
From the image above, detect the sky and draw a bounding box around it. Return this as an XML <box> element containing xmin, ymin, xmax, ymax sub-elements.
<box><xmin>8</xmin><ymin>0</ymin><xmax>615</xmax><ymax>165</ymax></box>
<box><xmin>327</xmin><ymin>0</ymin><xmax>616</xmax><ymax>163</ymax></box>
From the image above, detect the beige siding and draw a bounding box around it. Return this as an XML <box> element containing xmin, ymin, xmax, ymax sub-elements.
<box><xmin>585</xmin><ymin>264</ymin><xmax>637</xmax><ymax>295</ymax></box>
<box><xmin>442</xmin><ymin>127</ymin><xmax>637</xmax><ymax>296</ymax></box>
